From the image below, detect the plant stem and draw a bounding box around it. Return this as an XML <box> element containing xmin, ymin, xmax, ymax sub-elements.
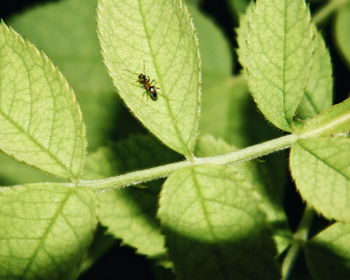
<box><xmin>75</xmin><ymin>134</ymin><xmax>298</xmax><ymax>192</ymax></box>
<box><xmin>281</xmin><ymin>207</ymin><xmax>315</xmax><ymax>280</ymax></box>
<box><xmin>313</xmin><ymin>0</ymin><xmax>350</xmax><ymax>25</ymax></box>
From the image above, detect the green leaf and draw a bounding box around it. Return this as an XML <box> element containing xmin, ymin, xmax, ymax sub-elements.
<box><xmin>0</xmin><ymin>153</ymin><xmax>57</xmax><ymax>185</ymax></box>
<box><xmin>0</xmin><ymin>23</ymin><xmax>86</xmax><ymax>179</ymax></box>
<box><xmin>0</xmin><ymin>184</ymin><xmax>97</xmax><ymax>279</ymax></box>
<box><xmin>296</xmin><ymin>97</ymin><xmax>350</xmax><ymax>137</ymax></box>
<box><xmin>195</xmin><ymin>135</ymin><xmax>291</xmax><ymax>253</ymax></box>
<box><xmin>236</xmin><ymin>3</ymin><xmax>253</xmax><ymax>71</ymax></box>
<box><xmin>195</xmin><ymin>134</ymin><xmax>235</xmax><ymax>156</ymax></box>
<box><xmin>305</xmin><ymin>223</ymin><xmax>350</xmax><ymax>279</ymax></box>
<box><xmin>76</xmin><ymin>226</ymin><xmax>116</xmax><ymax>275</ymax></box>
<box><xmin>9</xmin><ymin>0</ymin><xmax>118</xmax><ymax>150</ymax></box>
<box><xmin>97</xmin><ymin>0</ymin><xmax>201</xmax><ymax>156</ymax></box>
<box><xmin>297</xmin><ymin>33</ymin><xmax>333</xmax><ymax>119</ymax></box>
<box><xmin>158</xmin><ymin>164</ymin><xmax>279</xmax><ymax>280</ymax></box>
<box><xmin>84</xmin><ymin>135</ymin><xmax>180</xmax><ymax>262</ymax></box>
<box><xmin>290</xmin><ymin>138</ymin><xmax>350</xmax><ymax>221</ymax></box>
<box><xmin>186</xmin><ymin>0</ymin><xmax>203</xmax><ymax>6</ymax></box>
<box><xmin>188</xmin><ymin>4</ymin><xmax>232</xmax><ymax>86</ymax></box>
<box><xmin>227</xmin><ymin>0</ymin><xmax>250</xmax><ymax>16</ymax></box>
<box><xmin>98</xmin><ymin>187</ymin><xmax>169</xmax><ymax>261</ymax></box>
<box><xmin>238</xmin><ymin>0</ymin><xmax>316</xmax><ymax>131</ymax></box>
<box><xmin>200</xmin><ymin>75</ymin><xmax>283</xmax><ymax>146</ymax></box>
<box><xmin>200</xmin><ymin>78</ymin><xmax>248</xmax><ymax>146</ymax></box>
<box><xmin>335</xmin><ymin>3</ymin><xmax>350</xmax><ymax>67</ymax></box>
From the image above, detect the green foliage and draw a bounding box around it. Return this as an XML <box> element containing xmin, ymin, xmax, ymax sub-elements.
<box><xmin>97</xmin><ymin>0</ymin><xmax>201</xmax><ymax>157</ymax></box>
<box><xmin>335</xmin><ymin>3</ymin><xmax>350</xmax><ymax>66</ymax></box>
<box><xmin>227</xmin><ymin>0</ymin><xmax>250</xmax><ymax>16</ymax></box>
<box><xmin>305</xmin><ymin>223</ymin><xmax>350</xmax><ymax>280</ymax></box>
<box><xmin>195</xmin><ymin>135</ymin><xmax>291</xmax><ymax>253</ymax></box>
<box><xmin>297</xmin><ymin>33</ymin><xmax>333</xmax><ymax>119</ymax></box>
<box><xmin>0</xmin><ymin>184</ymin><xmax>97</xmax><ymax>279</ymax></box>
<box><xmin>238</xmin><ymin>0</ymin><xmax>316</xmax><ymax>131</ymax></box>
<box><xmin>0</xmin><ymin>0</ymin><xmax>350</xmax><ymax>278</ymax></box>
<box><xmin>296</xmin><ymin>96</ymin><xmax>350</xmax><ymax>137</ymax></box>
<box><xmin>158</xmin><ymin>164</ymin><xmax>279</xmax><ymax>280</ymax></box>
<box><xmin>188</xmin><ymin>4</ymin><xmax>232</xmax><ymax>85</ymax></box>
<box><xmin>290</xmin><ymin>138</ymin><xmax>350</xmax><ymax>221</ymax></box>
<box><xmin>0</xmin><ymin>23</ymin><xmax>86</xmax><ymax>179</ymax></box>
<box><xmin>9</xmin><ymin>0</ymin><xmax>118</xmax><ymax>151</ymax></box>
<box><xmin>84</xmin><ymin>135</ymin><xmax>179</xmax><ymax>263</ymax></box>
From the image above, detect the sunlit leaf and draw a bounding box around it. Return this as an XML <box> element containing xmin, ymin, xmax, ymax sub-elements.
<box><xmin>0</xmin><ymin>23</ymin><xmax>86</xmax><ymax>179</ymax></box>
<box><xmin>297</xmin><ymin>33</ymin><xmax>333</xmax><ymax>119</ymax></box>
<box><xmin>296</xmin><ymin>97</ymin><xmax>350</xmax><ymax>137</ymax></box>
<box><xmin>0</xmin><ymin>153</ymin><xmax>56</xmax><ymax>185</ymax></box>
<box><xmin>84</xmin><ymin>135</ymin><xmax>180</xmax><ymax>262</ymax></box>
<box><xmin>0</xmin><ymin>184</ymin><xmax>97</xmax><ymax>279</ymax></box>
<box><xmin>158</xmin><ymin>164</ymin><xmax>279</xmax><ymax>279</ymax></box>
<box><xmin>97</xmin><ymin>0</ymin><xmax>201</xmax><ymax>156</ymax></box>
<box><xmin>238</xmin><ymin>0</ymin><xmax>316</xmax><ymax>131</ymax></box>
<box><xmin>196</xmin><ymin>135</ymin><xmax>291</xmax><ymax>253</ymax></box>
<box><xmin>9</xmin><ymin>0</ymin><xmax>118</xmax><ymax>150</ymax></box>
<box><xmin>290</xmin><ymin>138</ymin><xmax>350</xmax><ymax>221</ymax></box>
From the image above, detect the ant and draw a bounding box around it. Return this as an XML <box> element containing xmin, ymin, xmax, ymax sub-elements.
<box><xmin>125</xmin><ymin>62</ymin><xmax>160</xmax><ymax>101</ymax></box>
<box><xmin>135</xmin><ymin>73</ymin><xmax>159</xmax><ymax>101</ymax></box>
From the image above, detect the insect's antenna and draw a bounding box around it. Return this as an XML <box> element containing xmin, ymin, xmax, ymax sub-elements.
<box><xmin>143</xmin><ymin>60</ymin><xmax>146</xmax><ymax>74</ymax></box>
<box><xmin>124</xmin><ymin>69</ymin><xmax>138</xmax><ymax>75</ymax></box>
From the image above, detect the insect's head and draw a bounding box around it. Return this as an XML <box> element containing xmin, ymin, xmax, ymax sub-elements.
<box><xmin>138</xmin><ymin>73</ymin><xmax>146</xmax><ymax>80</ymax></box>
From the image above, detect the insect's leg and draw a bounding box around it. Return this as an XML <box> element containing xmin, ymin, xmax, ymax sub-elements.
<box><xmin>142</xmin><ymin>90</ymin><xmax>148</xmax><ymax>102</ymax></box>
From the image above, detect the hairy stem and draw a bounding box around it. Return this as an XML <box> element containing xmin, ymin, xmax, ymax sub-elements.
<box><xmin>75</xmin><ymin>134</ymin><xmax>299</xmax><ymax>192</ymax></box>
<box><xmin>281</xmin><ymin>207</ymin><xmax>314</xmax><ymax>280</ymax></box>
<box><xmin>313</xmin><ymin>0</ymin><xmax>350</xmax><ymax>25</ymax></box>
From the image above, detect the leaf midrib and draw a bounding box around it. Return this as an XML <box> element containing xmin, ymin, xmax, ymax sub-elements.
<box><xmin>190</xmin><ymin>168</ymin><xmax>230</xmax><ymax>280</ymax></box>
<box><xmin>22</xmin><ymin>189</ymin><xmax>72</xmax><ymax>277</ymax></box>
<box><xmin>137</xmin><ymin>0</ymin><xmax>192</xmax><ymax>156</ymax></box>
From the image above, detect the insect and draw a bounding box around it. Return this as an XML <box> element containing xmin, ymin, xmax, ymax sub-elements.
<box><xmin>135</xmin><ymin>73</ymin><xmax>159</xmax><ymax>101</ymax></box>
<box><xmin>125</xmin><ymin>63</ymin><xmax>160</xmax><ymax>101</ymax></box>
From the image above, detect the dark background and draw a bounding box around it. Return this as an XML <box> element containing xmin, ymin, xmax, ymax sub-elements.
<box><xmin>1</xmin><ymin>0</ymin><xmax>349</xmax><ymax>279</ymax></box>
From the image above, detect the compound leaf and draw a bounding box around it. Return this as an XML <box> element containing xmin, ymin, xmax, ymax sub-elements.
<box><xmin>238</xmin><ymin>0</ymin><xmax>315</xmax><ymax>131</ymax></box>
<box><xmin>0</xmin><ymin>23</ymin><xmax>86</xmax><ymax>179</ymax></box>
<box><xmin>158</xmin><ymin>164</ymin><xmax>279</xmax><ymax>280</ymax></box>
<box><xmin>0</xmin><ymin>184</ymin><xmax>97</xmax><ymax>279</ymax></box>
<box><xmin>97</xmin><ymin>0</ymin><xmax>201</xmax><ymax>157</ymax></box>
<box><xmin>290</xmin><ymin>138</ymin><xmax>350</xmax><ymax>222</ymax></box>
